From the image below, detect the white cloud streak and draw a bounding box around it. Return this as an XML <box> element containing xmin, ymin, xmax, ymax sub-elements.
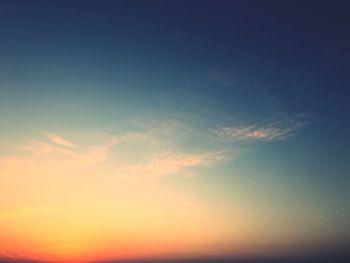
<box><xmin>213</xmin><ymin>115</ymin><xmax>310</xmax><ymax>142</ymax></box>
<box><xmin>128</xmin><ymin>150</ymin><xmax>227</xmax><ymax>177</ymax></box>
<box><xmin>22</xmin><ymin>133</ymin><xmax>118</xmax><ymax>166</ymax></box>
<box><xmin>44</xmin><ymin>132</ymin><xmax>75</xmax><ymax>148</ymax></box>
<box><xmin>4</xmin><ymin>129</ymin><xmax>225</xmax><ymax>178</ymax></box>
<box><xmin>1</xmin><ymin>115</ymin><xmax>310</xmax><ymax>179</ymax></box>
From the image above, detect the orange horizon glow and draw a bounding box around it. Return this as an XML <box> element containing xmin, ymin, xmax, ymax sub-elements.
<box><xmin>0</xmin><ymin>128</ymin><xmax>338</xmax><ymax>262</ymax></box>
<box><xmin>0</xmin><ymin>131</ymin><xmax>232</xmax><ymax>262</ymax></box>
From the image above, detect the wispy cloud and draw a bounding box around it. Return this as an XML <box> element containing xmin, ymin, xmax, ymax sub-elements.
<box><xmin>43</xmin><ymin>132</ymin><xmax>75</xmax><ymax>148</ymax></box>
<box><xmin>0</xmin><ymin>115</ymin><xmax>310</xmax><ymax>179</ymax></box>
<box><xmin>0</xmin><ymin>249</ymin><xmax>19</xmax><ymax>259</ymax></box>
<box><xmin>3</xmin><ymin>128</ymin><xmax>223</xmax><ymax>178</ymax></box>
<box><xmin>22</xmin><ymin>133</ymin><xmax>118</xmax><ymax>166</ymax></box>
<box><xmin>213</xmin><ymin>115</ymin><xmax>311</xmax><ymax>142</ymax></box>
<box><xmin>128</xmin><ymin>150</ymin><xmax>227</xmax><ymax>177</ymax></box>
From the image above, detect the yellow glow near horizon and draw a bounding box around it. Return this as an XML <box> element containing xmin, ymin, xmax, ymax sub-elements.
<box><xmin>0</xmin><ymin>129</ymin><xmax>330</xmax><ymax>262</ymax></box>
<box><xmin>0</xmin><ymin>131</ymin><xmax>232</xmax><ymax>262</ymax></box>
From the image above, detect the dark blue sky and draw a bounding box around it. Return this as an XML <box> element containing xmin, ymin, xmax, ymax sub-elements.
<box><xmin>1</xmin><ymin>0</ymin><xmax>349</xmax><ymax>115</ymax></box>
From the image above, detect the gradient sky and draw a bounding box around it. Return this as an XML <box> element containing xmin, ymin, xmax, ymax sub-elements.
<box><xmin>0</xmin><ymin>1</ymin><xmax>350</xmax><ymax>262</ymax></box>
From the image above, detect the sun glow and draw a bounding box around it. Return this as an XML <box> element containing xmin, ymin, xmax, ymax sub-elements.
<box><xmin>0</xmin><ymin>131</ymin><xmax>231</xmax><ymax>262</ymax></box>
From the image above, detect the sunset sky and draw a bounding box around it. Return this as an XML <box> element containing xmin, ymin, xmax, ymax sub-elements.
<box><xmin>0</xmin><ymin>1</ymin><xmax>350</xmax><ymax>262</ymax></box>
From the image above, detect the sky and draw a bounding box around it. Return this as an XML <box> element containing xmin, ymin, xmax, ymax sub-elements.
<box><xmin>0</xmin><ymin>1</ymin><xmax>350</xmax><ymax>262</ymax></box>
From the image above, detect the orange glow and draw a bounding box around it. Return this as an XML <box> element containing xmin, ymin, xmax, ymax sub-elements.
<box><xmin>0</xmin><ymin>134</ymin><xmax>225</xmax><ymax>262</ymax></box>
<box><xmin>0</xmin><ymin>132</ymin><xmax>328</xmax><ymax>262</ymax></box>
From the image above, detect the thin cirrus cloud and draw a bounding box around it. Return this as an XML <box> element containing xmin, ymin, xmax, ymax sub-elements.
<box><xmin>213</xmin><ymin>115</ymin><xmax>311</xmax><ymax>143</ymax></box>
<box><xmin>0</xmin><ymin>250</ymin><xmax>20</xmax><ymax>259</ymax></box>
<box><xmin>43</xmin><ymin>132</ymin><xmax>76</xmax><ymax>148</ymax></box>
<box><xmin>20</xmin><ymin>135</ymin><xmax>118</xmax><ymax>166</ymax></box>
<box><xmin>127</xmin><ymin>150</ymin><xmax>227</xmax><ymax>177</ymax></box>
<box><xmin>0</xmin><ymin>115</ymin><xmax>309</xmax><ymax>179</ymax></box>
<box><xmin>2</xmin><ymin>125</ymin><xmax>226</xmax><ymax>178</ymax></box>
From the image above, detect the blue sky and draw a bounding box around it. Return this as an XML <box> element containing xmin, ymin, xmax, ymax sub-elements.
<box><xmin>0</xmin><ymin>1</ymin><xmax>349</xmax><ymax>262</ymax></box>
